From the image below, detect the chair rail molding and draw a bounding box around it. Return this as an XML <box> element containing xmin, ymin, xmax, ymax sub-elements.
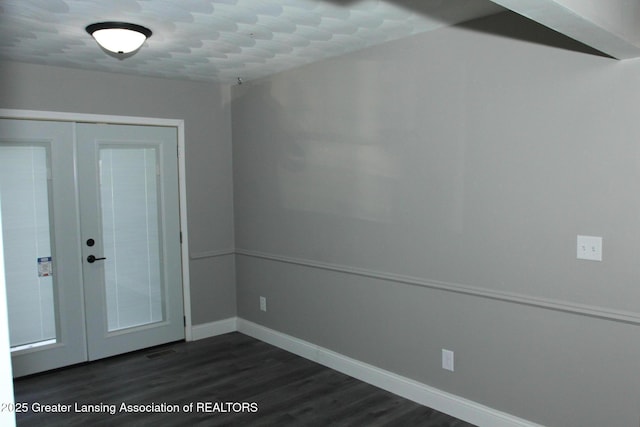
<box><xmin>235</xmin><ymin>248</ymin><xmax>640</xmax><ymax>326</ymax></box>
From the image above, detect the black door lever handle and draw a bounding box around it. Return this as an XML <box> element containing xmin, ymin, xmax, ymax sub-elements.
<box><xmin>87</xmin><ymin>255</ymin><xmax>106</xmax><ymax>263</ymax></box>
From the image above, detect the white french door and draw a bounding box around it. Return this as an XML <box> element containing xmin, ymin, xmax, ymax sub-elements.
<box><xmin>0</xmin><ymin>119</ymin><xmax>184</xmax><ymax>377</ymax></box>
<box><xmin>0</xmin><ymin>119</ymin><xmax>86</xmax><ymax>376</ymax></box>
<box><xmin>77</xmin><ymin>123</ymin><xmax>184</xmax><ymax>360</ymax></box>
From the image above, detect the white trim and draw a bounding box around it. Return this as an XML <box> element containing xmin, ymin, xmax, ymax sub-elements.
<box><xmin>235</xmin><ymin>249</ymin><xmax>640</xmax><ymax>326</ymax></box>
<box><xmin>0</xmin><ymin>108</ymin><xmax>192</xmax><ymax>341</ymax></box>
<box><xmin>0</xmin><ymin>197</ymin><xmax>16</xmax><ymax>426</ymax></box>
<box><xmin>236</xmin><ymin>319</ymin><xmax>544</xmax><ymax>427</ymax></box>
<box><xmin>190</xmin><ymin>318</ymin><xmax>237</xmax><ymax>341</ymax></box>
<box><xmin>176</xmin><ymin>123</ymin><xmax>192</xmax><ymax>341</ymax></box>
<box><xmin>190</xmin><ymin>249</ymin><xmax>235</xmax><ymax>260</ymax></box>
<box><xmin>0</xmin><ymin>109</ymin><xmax>183</xmax><ymax>128</ymax></box>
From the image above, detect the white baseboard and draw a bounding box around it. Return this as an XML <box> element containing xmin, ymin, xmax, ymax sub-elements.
<box><xmin>190</xmin><ymin>317</ymin><xmax>237</xmax><ymax>341</ymax></box>
<box><xmin>236</xmin><ymin>318</ymin><xmax>544</xmax><ymax>427</ymax></box>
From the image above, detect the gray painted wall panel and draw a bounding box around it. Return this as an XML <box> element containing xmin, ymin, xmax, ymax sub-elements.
<box><xmin>236</xmin><ymin>254</ymin><xmax>640</xmax><ymax>427</ymax></box>
<box><xmin>189</xmin><ymin>255</ymin><xmax>237</xmax><ymax>325</ymax></box>
<box><xmin>233</xmin><ymin>13</ymin><xmax>640</xmax><ymax>427</ymax></box>
<box><xmin>232</xmin><ymin>13</ymin><xmax>640</xmax><ymax>313</ymax></box>
<box><xmin>0</xmin><ymin>62</ymin><xmax>236</xmax><ymax>324</ymax></box>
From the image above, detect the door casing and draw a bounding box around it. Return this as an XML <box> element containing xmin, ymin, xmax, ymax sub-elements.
<box><xmin>0</xmin><ymin>109</ymin><xmax>193</xmax><ymax>343</ymax></box>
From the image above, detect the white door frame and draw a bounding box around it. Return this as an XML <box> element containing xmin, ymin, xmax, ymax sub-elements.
<box><xmin>0</xmin><ymin>193</ymin><xmax>16</xmax><ymax>426</ymax></box>
<box><xmin>0</xmin><ymin>108</ymin><xmax>193</xmax><ymax>341</ymax></box>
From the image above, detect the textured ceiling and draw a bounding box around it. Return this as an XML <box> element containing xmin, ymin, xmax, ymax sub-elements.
<box><xmin>0</xmin><ymin>0</ymin><xmax>504</xmax><ymax>84</ymax></box>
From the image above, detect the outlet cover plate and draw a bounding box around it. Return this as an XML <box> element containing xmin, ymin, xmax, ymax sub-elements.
<box><xmin>442</xmin><ymin>349</ymin><xmax>454</xmax><ymax>372</ymax></box>
<box><xmin>577</xmin><ymin>235</ymin><xmax>602</xmax><ymax>261</ymax></box>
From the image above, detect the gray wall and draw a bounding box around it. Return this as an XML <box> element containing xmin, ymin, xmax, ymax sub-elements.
<box><xmin>0</xmin><ymin>61</ymin><xmax>236</xmax><ymax>325</ymax></box>
<box><xmin>232</xmin><ymin>12</ymin><xmax>640</xmax><ymax>427</ymax></box>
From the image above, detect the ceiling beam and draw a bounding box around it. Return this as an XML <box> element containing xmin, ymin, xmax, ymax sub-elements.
<box><xmin>489</xmin><ymin>0</ymin><xmax>640</xmax><ymax>59</ymax></box>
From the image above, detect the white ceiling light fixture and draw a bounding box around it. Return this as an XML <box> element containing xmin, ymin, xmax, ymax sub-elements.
<box><xmin>86</xmin><ymin>22</ymin><xmax>152</xmax><ymax>55</ymax></box>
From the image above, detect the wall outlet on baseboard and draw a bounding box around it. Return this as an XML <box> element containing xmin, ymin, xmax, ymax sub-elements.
<box><xmin>442</xmin><ymin>349</ymin><xmax>454</xmax><ymax>372</ymax></box>
<box><xmin>259</xmin><ymin>296</ymin><xmax>267</xmax><ymax>312</ymax></box>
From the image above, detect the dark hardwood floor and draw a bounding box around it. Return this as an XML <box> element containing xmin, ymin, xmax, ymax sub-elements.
<box><xmin>13</xmin><ymin>332</ymin><xmax>475</xmax><ymax>426</ymax></box>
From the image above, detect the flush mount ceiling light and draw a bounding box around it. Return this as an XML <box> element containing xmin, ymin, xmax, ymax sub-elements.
<box><xmin>86</xmin><ymin>22</ymin><xmax>152</xmax><ymax>55</ymax></box>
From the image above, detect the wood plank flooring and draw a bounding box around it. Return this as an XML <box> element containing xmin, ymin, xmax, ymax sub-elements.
<box><xmin>13</xmin><ymin>332</ymin><xmax>476</xmax><ymax>427</ymax></box>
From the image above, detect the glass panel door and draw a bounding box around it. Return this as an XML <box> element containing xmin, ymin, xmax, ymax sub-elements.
<box><xmin>100</xmin><ymin>147</ymin><xmax>164</xmax><ymax>331</ymax></box>
<box><xmin>0</xmin><ymin>119</ymin><xmax>86</xmax><ymax>377</ymax></box>
<box><xmin>1</xmin><ymin>119</ymin><xmax>183</xmax><ymax>376</ymax></box>
<box><xmin>77</xmin><ymin>123</ymin><xmax>184</xmax><ymax>361</ymax></box>
<box><xmin>0</xmin><ymin>145</ymin><xmax>56</xmax><ymax>350</ymax></box>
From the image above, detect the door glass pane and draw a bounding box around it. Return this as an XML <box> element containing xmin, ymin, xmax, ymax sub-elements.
<box><xmin>0</xmin><ymin>145</ymin><xmax>56</xmax><ymax>349</ymax></box>
<box><xmin>100</xmin><ymin>147</ymin><xmax>164</xmax><ymax>331</ymax></box>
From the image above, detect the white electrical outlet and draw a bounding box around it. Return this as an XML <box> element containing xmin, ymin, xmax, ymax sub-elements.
<box><xmin>442</xmin><ymin>349</ymin><xmax>454</xmax><ymax>372</ymax></box>
<box><xmin>577</xmin><ymin>235</ymin><xmax>603</xmax><ymax>261</ymax></box>
<box><xmin>259</xmin><ymin>296</ymin><xmax>267</xmax><ymax>312</ymax></box>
